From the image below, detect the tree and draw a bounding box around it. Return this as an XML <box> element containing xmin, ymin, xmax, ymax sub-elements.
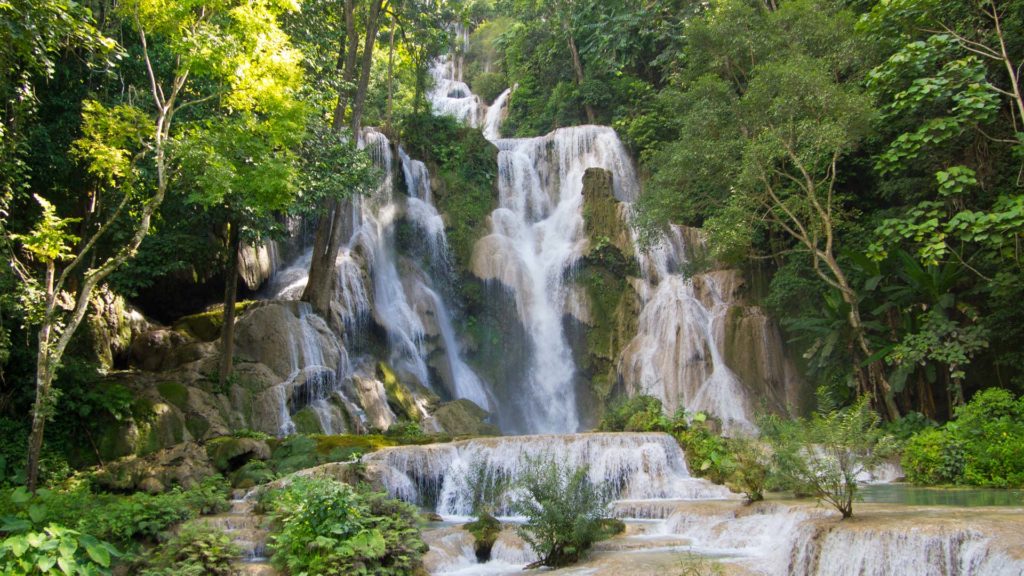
<box><xmin>709</xmin><ymin>55</ymin><xmax>900</xmax><ymax>419</ymax></box>
<box><xmin>511</xmin><ymin>457</ymin><xmax>613</xmax><ymax>568</ymax></box>
<box><xmin>11</xmin><ymin>0</ymin><xmax>305</xmax><ymax>491</ymax></box>
<box><xmin>764</xmin><ymin>394</ymin><xmax>895</xmax><ymax>518</ymax></box>
<box><xmin>301</xmin><ymin>0</ymin><xmax>387</xmax><ymax>316</ymax></box>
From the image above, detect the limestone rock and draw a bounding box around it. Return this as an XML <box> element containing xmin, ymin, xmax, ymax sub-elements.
<box><xmin>234</xmin><ymin>301</ymin><xmax>342</xmax><ymax>380</ymax></box>
<box><xmin>431</xmin><ymin>399</ymin><xmax>499</xmax><ymax>436</ymax></box>
<box><xmin>129</xmin><ymin>328</ymin><xmax>213</xmax><ymax>372</ymax></box>
<box><xmin>92</xmin><ymin>442</ymin><xmax>216</xmax><ymax>492</ymax></box>
<box><xmin>351</xmin><ymin>375</ymin><xmax>398</xmax><ymax>431</ymax></box>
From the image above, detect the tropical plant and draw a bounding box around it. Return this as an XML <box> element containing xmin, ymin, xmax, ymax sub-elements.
<box><xmin>265</xmin><ymin>477</ymin><xmax>426</xmax><ymax>576</ymax></box>
<box><xmin>764</xmin><ymin>394</ymin><xmax>896</xmax><ymax>518</ymax></box>
<box><xmin>0</xmin><ymin>524</ymin><xmax>119</xmax><ymax>576</ymax></box>
<box><xmin>511</xmin><ymin>457</ymin><xmax>612</xmax><ymax>568</ymax></box>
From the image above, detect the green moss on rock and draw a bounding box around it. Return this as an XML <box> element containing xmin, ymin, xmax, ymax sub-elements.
<box><xmin>173</xmin><ymin>301</ymin><xmax>256</xmax><ymax>341</ymax></box>
<box><xmin>432</xmin><ymin>399</ymin><xmax>500</xmax><ymax>436</ymax></box>
<box><xmin>291</xmin><ymin>407</ymin><xmax>324</xmax><ymax>435</ymax></box>
<box><xmin>157</xmin><ymin>381</ymin><xmax>189</xmax><ymax>411</ymax></box>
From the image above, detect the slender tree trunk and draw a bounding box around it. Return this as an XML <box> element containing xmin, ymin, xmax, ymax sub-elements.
<box><xmin>350</xmin><ymin>0</ymin><xmax>384</xmax><ymax>134</ymax></box>
<box><xmin>26</xmin><ymin>263</ymin><xmax>56</xmax><ymax>492</ymax></box>
<box><xmin>219</xmin><ymin>222</ymin><xmax>241</xmax><ymax>387</ymax></box>
<box><xmin>305</xmin><ymin>0</ymin><xmax>361</xmax><ymax>314</ymax></box>
<box><xmin>566</xmin><ymin>34</ymin><xmax>595</xmax><ymax>123</ymax></box>
<box><xmin>825</xmin><ymin>257</ymin><xmax>901</xmax><ymax>421</ymax></box>
<box><xmin>385</xmin><ymin>11</ymin><xmax>396</xmax><ymax>131</ymax></box>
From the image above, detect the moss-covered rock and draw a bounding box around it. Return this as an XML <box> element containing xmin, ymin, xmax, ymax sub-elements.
<box><xmin>291</xmin><ymin>407</ymin><xmax>325</xmax><ymax>435</ymax></box>
<box><xmin>431</xmin><ymin>399</ymin><xmax>500</xmax><ymax>436</ymax></box>
<box><xmin>173</xmin><ymin>301</ymin><xmax>256</xmax><ymax>342</ymax></box>
<box><xmin>379</xmin><ymin>362</ymin><xmax>440</xmax><ymax>422</ymax></box>
<box><xmin>92</xmin><ymin>442</ymin><xmax>216</xmax><ymax>492</ymax></box>
<box><xmin>582</xmin><ymin>168</ymin><xmax>634</xmax><ymax>259</ymax></box>
<box><xmin>205</xmin><ymin>436</ymin><xmax>272</xmax><ymax>472</ymax></box>
<box><xmin>465</xmin><ymin>513</ymin><xmax>502</xmax><ymax>562</ymax></box>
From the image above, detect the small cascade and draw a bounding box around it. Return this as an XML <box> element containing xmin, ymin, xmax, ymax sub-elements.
<box><xmin>472</xmin><ymin>126</ymin><xmax>639</xmax><ymax>433</ymax></box>
<box><xmin>482</xmin><ymin>88</ymin><xmax>512</xmax><ymax>141</ymax></box>
<box><xmin>429</xmin><ymin>59</ymin><xmax>483</xmax><ymax>127</ymax></box>
<box><xmin>653</xmin><ymin>501</ymin><xmax>1024</xmax><ymax>576</ymax></box>
<box><xmin>363</xmin><ymin>432</ymin><xmax>735</xmax><ymax>518</ymax></box>
<box><xmin>196</xmin><ymin>497</ymin><xmax>275</xmax><ymax>575</ymax></box>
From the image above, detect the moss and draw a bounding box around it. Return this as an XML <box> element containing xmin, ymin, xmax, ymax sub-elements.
<box><xmin>291</xmin><ymin>407</ymin><xmax>324</xmax><ymax>435</ymax></box>
<box><xmin>465</xmin><ymin>513</ymin><xmax>502</xmax><ymax>562</ymax></box>
<box><xmin>173</xmin><ymin>300</ymin><xmax>256</xmax><ymax>341</ymax></box>
<box><xmin>432</xmin><ymin>399</ymin><xmax>500</xmax><ymax>436</ymax></box>
<box><xmin>156</xmin><ymin>381</ymin><xmax>190</xmax><ymax>412</ymax></box>
<box><xmin>229</xmin><ymin>460</ymin><xmax>276</xmax><ymax>489</ymax></box>
<box><xmin>379</xmin><ymin>362</ymin><xmax>439</xmax><ymax>421</ymax></box>
<box><xmin>185</xmin><ymin>414</ymin><xmax>211</xmax><ymax>441</ymax></box>
<box><xmin>206</xmin><ymin>436</ymin><xmax>271</xmax><ymax>472</ymax></box>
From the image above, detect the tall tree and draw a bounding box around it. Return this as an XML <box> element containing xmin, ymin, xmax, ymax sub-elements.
<box><xmin>10</xmin><ymin>0</ymin><xmax>304</xmax><ymax>490</ymax></box>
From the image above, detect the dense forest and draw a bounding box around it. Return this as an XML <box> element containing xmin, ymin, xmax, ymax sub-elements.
<box><xmin>1</xmin><ymin>0</ymin><xmax>1023</xmax><ymax>573</ymax></box>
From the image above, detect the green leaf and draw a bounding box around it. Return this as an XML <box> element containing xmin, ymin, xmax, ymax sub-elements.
<box><xmin>29</xmin><ymin>503</ymin><xmax>47</xmax><ymax>524</ymax></box>
<box><xmin>37</xmin><ymin>555</ymin><xmax>57</xmax><ymax>572</ymax></box>
<box><xmin>84</xmin><ymin>542</ymin><xmax>110</xmax><ymax>567</ymax></box>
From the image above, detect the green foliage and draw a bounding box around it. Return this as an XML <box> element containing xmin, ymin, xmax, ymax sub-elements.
<box><xmin>464</xmin><ymin>512</ymin><xmax>501</xmax><ymax>561</ymax></box>
<box><xmin>598</xmin><ymin>396</ymin><xmax>674</xmax><ymax>433</ymax></box>
<box><xmin>511</xmin><ymin>457</ymin><xmax>613</xmax><ymax>568</ymax></box>
<box><xmin>0</xmin><ymin>524</ymin><xmax>119</xmax><ymax>576</ymax></box>
<box><xmin>903</xmin><ymin>388</ymin><xmax>1024</xmax><ymax>487</ymax></box>
<box><xmin>764</xmin><ymin>395</ymin><xmax>895</xmax><ymax>518</ymax></box>
<box><xmin>265</xmin><ymin>477</ymin><xmax>427</xmax><ymax>576</ymax></box>
<box><xmin>1</xmin><ymin>476</ymin><xmax>229</xmax><ymax>549</ymax></box>
<box><xmin>138</xmin><ymin>523</ymin><xmax>239</xmax><ymax>576</ymax></box>
<box><xmin>902</xmin><ymin>427</ymin><xmax>965</xmax><ymax>485</ymax></box>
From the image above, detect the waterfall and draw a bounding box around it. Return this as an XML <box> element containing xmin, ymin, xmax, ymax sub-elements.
<box><xmin>653</xmin><ymin>501</ymin><xmax>1024</xmax><ymax>576</ymax></box>
<box><xmin>471</xmin><ymin>126</ymin><xmax>639</xmax><ymax>433</ymax></box>
<box><xmin>363</xmin><ymin>432</ymin><xmax>736</xmax><ymax>517</ymax></box>
<box><xmin>482</xmin><ymin>88</ymin><xmax>512</xmax><ymax>141</ymax></box>
<box><xmin>619</xmin><ymin>226</ymin><xmax>755</xmax><ymax>432</ymax></box>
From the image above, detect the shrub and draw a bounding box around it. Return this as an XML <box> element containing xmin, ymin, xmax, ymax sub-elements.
<box><xmin>139</xmin><ymin>524</ymin><xmax>239</xmax><ymax>576</ymax></box>
<box><xmin>472</xmin><ymin>72</ymin><xmax>507</xmax><ymax>104</ymax></box>
<box><xmin>902</xmin><ymin>388</ymin><xmax>1024</xmax><ymax>487</ymax></box>
<box><xmin>598</xmin><ymin>395</ymin><xmax>669</xmax><ymax>432</ymax></box>
<box><xmin>464</xmin><ymin>513</ymin><xmax>501</xmax><ymax>562</ymax></box>
<box><xmin>0</xmin><ymin>524</ymin><xmax>119</xmax><ymax>575</ymax></box>
<box><xmin>764</xmin><ymin>395</ymin><xmax>895</xmax><ymax>518</ymax></box>
<box><xmin>901</xmin><ymin>427</ymin><xmax>965</xmax><ymax>485</ymax></box>
<box><xmin>511</xmin><ymin>458</ymin><xmax>613</xmax><ymax>568</ymax></box>
<box><xmin>265</xmin><ymin>477</ymin><xmax>426</xmax><ymax>576</ymax></box>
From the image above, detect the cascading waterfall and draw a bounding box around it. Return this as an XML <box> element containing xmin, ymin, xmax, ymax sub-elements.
<box><xmin>363</xmin><ymin>432</ymin><xmax>735</xmax><ymax>518</ymax></box>
<box><xmin>482</xmin><ymin>87</ymin><xmax>511</xmax><ymax>141</ymax></box>
<box><xmin>471</xmin><ymin>126</ymin><xmax>639</xmax><ymax>433</ymax></box>
<box><xmin>621</xmin><ymin>226</ymin><xmax>757</xmax><ymax>433</ymax></box>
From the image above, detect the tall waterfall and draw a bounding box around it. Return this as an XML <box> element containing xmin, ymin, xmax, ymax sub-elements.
<box><xmin>471</xmin><ymin>126</ymin><xmax>639</xmax><ymax>433</ymax></box>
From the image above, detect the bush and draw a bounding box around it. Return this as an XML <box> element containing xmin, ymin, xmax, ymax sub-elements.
<box><xmin>1</xmin><ymin>476</ymin><xmax>230</xmax><ymax>549</ymax></box>
<box><xmin>511</xmin><ymin>458</ymin><xmax>612</xmax><ymax>568</ymax></box>
<box><xmin>764</xmin><ymin>395</ymin><xmax>894</xmax><ymax>518</ymax></box>
<box><xmin>0</xmin><ymin>524</ymin><xmax>119</xmax><ymax>575</ymax></box>
<box><xmin>139</xmin><ymin>524</ymin><xmax>239</xmax><ymax>576</ymax></box>
<box><xmin>902</xmin><ymin>388</ymin><xmax>1024</xmax><ymax>487</ymax></box>
<box><xmin>265</xmin><ymin>477</ymin><xmax>426</xmax><ymax>576</ymax></box>
<box><xmin>901</xmin><ymin>428</ymin><xmax>965</xmax><ymax>485</ymax></box>
<box><xmin>598</xmin><ymin>396</ymin><xmax>671</xmax><ymax>432</ymax></box>
<box><xmin>472</xmin><ymin>72</ymin><xmax>507</xmax><ymax>104</ymax></box>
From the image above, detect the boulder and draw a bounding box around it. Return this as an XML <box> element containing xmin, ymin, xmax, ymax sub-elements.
<box><xmin>92</xmin><ymin>442</ymin><xmax>216</xmax><ymax>492</ymax></box>
<box><xmin>234</xmin><ymin>301</ymin><xmax>342</xmax><ymax>380</ymax></box>
<box><xmin>431</xmin><ymin>399</ymin><xmax>499</xmax><ymax>436</ymax></box>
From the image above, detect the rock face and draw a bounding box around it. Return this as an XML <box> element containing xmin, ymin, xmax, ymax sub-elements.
<box><xmin>430</xmin><ymin>399</ymin><xmax>500</xmax><ymax>436</ymax></box>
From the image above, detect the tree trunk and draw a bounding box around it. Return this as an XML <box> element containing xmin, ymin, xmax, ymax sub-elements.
<box><xmin>566</xmin><ymin>34</ymin><xmax>595</xmax><ymax>124</ymax></box>
<box><xmin>385</xmin><ymin>12</ymin><xmax>396</xmax><ymax>131</ymax></box>
<box><xmin>302</xmin><ymin>202</ymin><xmax>349</xmax><ymax>315</ymax></box>
<box><xmin>219</xmin><ymin>222</ymin><xmax>241</xmax><ymax>387</ymax></box>
<box><xmin>349</xmin><ymin>0</ymin><xmax>384</xmax><ymax>134</ymax></box>
<box><xmin>26</xmin><ymin>263</ymin><xmax>56</xmax><ymax>492</ymax></box>
<box><xmin>332</xmin><ymin>0</ymin><xmax>359</xmax><ymax>131</ymax></box>
<box><xmin>305</xmin><ymin>0</ymin><xmax>362</xmax><ymax>314</ymax></box>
